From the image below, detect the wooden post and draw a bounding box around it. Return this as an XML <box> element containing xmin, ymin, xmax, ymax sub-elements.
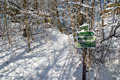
<box><xmin>71</xmin><ymin>14</ymin><xmax>76</xmax><ymax>42</ymax></box>
<box><xmin>34</xmin><ymin>0</ymin><xmax>38</xmax><ymax>10</ymax></box>
<box><xmin>82</xmin><ymin>48</ymin><xmax>87</xmax><ymax>80</ymax></box>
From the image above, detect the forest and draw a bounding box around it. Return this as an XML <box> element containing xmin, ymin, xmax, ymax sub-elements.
<box><xmin>0</xmin><ymin>0</ymin><xmax>120</xmax><ymax>80</ymax></box>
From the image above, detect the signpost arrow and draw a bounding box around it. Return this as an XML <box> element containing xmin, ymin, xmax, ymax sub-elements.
<box><xmin>76</xmin><ymin>41</ymin><xmax>96</xmax><ymax>48</ymax></box>
<box><xmin>77</xmin><ymin>31</ymin><xmax>94</xmax><ymax>36</ymax></box>
<box><xmin>79</xmin><ymin>41</ymin><xmax>96</xmax><ymax>47</ymax></box>
<box><xmin>78</xmin><ymin>36</ymin><xmax>96</xmax><ymax>41</ymax></box>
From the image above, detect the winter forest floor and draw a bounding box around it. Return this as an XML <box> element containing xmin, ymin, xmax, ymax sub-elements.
<box><xmin>0</xmin><ymin>0</ymin><xmax>120</xmax><ymax>80</ymax></box>
<box><xmin>0</xmin><ymin>28</ymin><xmax>82</xmax><ymax>80</ymax></box>
<box><xmin>0</xmin><ymin>26</ymin><xmax>120</xmax><ymax>80</ymax></box>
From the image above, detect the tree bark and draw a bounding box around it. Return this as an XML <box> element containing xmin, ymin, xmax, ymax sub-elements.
<box><xmin>54</xmin><ymin>0</ymin><xmax>63</xmax><ymax>33</ymax></box>
<box><xmin>91</xmin><ymin>0</ymin><xmax>95</xmax><ymax>29</ymax></box>
<box><xmin>23</xmin><ymin>0</ymin><xmax>31</xmax><ymax>51</ymax></box>
<box><xmin>4</xmin><ymin>0</ymin><xmax>11</xmax><ymax>45</ymax></box>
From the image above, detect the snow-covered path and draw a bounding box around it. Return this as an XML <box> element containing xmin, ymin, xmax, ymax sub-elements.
<box><xmin>0</xmin><ymin>28</ymin><xmax>80</xmax><ymax>80</ymax></box>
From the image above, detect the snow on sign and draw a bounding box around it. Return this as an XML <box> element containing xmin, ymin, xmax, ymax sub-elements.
<box><xmin>79</xmin><ymin>25</ymin><xmax>89</xmax><ymax>31</ymax></box>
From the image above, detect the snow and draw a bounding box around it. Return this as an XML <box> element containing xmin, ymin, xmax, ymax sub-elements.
<box><xmin>68</xmin><ymin>1</ymin><xmax>80</xmax><ymax>5</ymax></box>
<box><xmin>0</xmin><ymin>21</ymin><xmax>119</xmax><ymax>80</ymax></box>
<box><xmin>81</xmin><ymin>3</ymin><xmax>92</xmax><ymax>8</ymax></box>
<box><xmin>0</xmin><ymin>28</ymin><xmax>80</xmax><ymax>80</ymax></box>
<box><xmin>0</xmin><ymin>0</ymin><xmax>120</xmax><ymax>80</ymax></box>
<box><xmin>105</xmin><ymin>6</ymin><xmax>119</xmax><ymax>12</ymax></box>
<box><xmin>68</xmin><ymin>1</ymin><xmax>92</xmax><ymax>8</ymax></box>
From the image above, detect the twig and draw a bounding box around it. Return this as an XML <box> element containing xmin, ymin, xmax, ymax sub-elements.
<box><xmin>100</xmin><ymin>22</ymin><xmax>120</xmax><ymax>43</ymax></box>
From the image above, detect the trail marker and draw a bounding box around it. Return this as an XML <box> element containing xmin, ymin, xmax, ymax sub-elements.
<box><xmin>76</xmin><ymin>24</ymin><xmax>96</xmax><ymax>48</ymax></box>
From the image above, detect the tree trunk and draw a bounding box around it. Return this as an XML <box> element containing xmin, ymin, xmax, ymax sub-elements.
<box><xmin>91</xmin><ymin>0</ymin><xmax>95</xmax><ymax>29</ymax></box>
<box><xmin>34</xmin><ymin>0</ymin><xmax>38</xmax><ymax>10</ymax></box>
<box><xmin>100</xmin><ymin>0</ymin><xmax>105</xmax><ymax>40</ymax></box>
<box><xmin>23</xmin><ymin>0</ymin><xmax>31</xmax><ymax>51</ymax></box>
<box><xmin>4</xmin><ymin>0</ymin><xmax>11</xmax><ymax>45</ymax></box>
<box><xmin>54</xmin><ymin>0</ymin><xmax>63</xmax><ymax>33</ymax></box>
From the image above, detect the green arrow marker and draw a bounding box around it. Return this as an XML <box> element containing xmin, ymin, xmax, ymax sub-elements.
<box><xmin>76</xmin><ymin>41</ymin><xmax>96</xmax><ymax>48</ymax></box>
<box><xmin>77</xmin><ymin>32</ymin><xmax>94</xmax><ymax>36</ymax></box>
<box><xmin>78</xmin><ymin>36</ymin><xmax>96</xmax><ymax>41</ymax></box>
<box><xmin>79</xmin><ymin>41</ymin><xmax>96</xmax><ymax>47</ymax></box>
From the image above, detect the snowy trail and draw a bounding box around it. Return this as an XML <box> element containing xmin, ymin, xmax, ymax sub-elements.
<box><xmin>0</xmin><ymin>28</ymin><xmax>80</xmax><ymax>80</ymax></box>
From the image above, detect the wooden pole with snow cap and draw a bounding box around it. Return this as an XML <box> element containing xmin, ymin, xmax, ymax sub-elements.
<box><xmin>75</xmin><ymin>24</ymin><xmax>96</xmax><ymax>80</ymax></box>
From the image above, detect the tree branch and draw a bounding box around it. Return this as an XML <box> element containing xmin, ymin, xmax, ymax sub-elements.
<box><xmin>100</xmin><ymin>22</ymin><xmax>120</xmax><ymax>43</ymax></box>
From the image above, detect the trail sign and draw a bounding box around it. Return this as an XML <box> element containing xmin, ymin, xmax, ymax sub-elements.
<box><xmin>77</xmin><ymin>31</ymin><xmax>94</xmax><ymax>36</ymax></box>
<box><xmin>79</xmin><ymin>41</ymin><xmax>96</xmax><ymax>47</ymax></box>
<box><xmin>78</xmin><ymin>36</ymin><xmax>96</xmax><ymax>41</ymax></box>
<box><xmin>76</xmin><ymin>24</ymin><xmax>96</xmax><ymax>48</ymax></box>
<box><xmin>76</xmin><ymin>41</ymin><xmax>96</xmax><ymax>48</ymax></box>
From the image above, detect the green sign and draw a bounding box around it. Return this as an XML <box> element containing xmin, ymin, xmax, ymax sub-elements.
<box><xmin>76</xmin><ymin>41</ymin><xmax>96</xmax><ymax>48</ymax></box>
<box><xmin>76</xmin><ymin>24</ymin><xmax>96</xmax><ymax>48</ymax></box>
<box><xmin>79</xmin><ymin>25</ymin><xmax>88</xmax><ymax>31</ymax></box>
<box><xmin>78</xmin><ymin>36</ymin><xmax>96</xmax><ymax>41</ymax></box>
<box><xmin>79</xmin><ymin>41</ymin><xmax>96</xmax><ymax>47</ymax></box>
<box><xmin>77</xmin><ymin>32</ymin><xmax>94</xmax><ymax>36</ymax></box>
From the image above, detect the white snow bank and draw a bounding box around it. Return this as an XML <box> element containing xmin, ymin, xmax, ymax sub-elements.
<box><xmin>0</xmin><ymin>28</ymin><xmax>80</xmax><ymax>80</ymax></box>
